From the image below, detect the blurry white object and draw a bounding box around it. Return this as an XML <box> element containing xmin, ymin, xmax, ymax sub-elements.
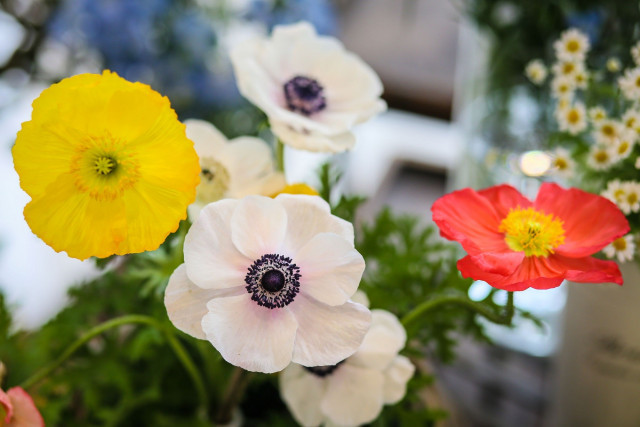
<box><xmin>550</xmin><ymin>263</ymin><xmax>640</xmax><ymax>427</ymax></box>
<box><xmin>0</xmin><ymin>11</ymin><xmax>25</xmax><ymax>67</ymax></box>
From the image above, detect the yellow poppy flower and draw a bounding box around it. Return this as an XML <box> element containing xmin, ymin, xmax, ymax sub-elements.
<box><xmin>13</xmin><ymin>70</ymin><xmax>200</xmax><ymax>260</ymax></box>
<box><xmin>270</xmin><ymin>183</ymin><xmax>319</xmax><ymax>197</ymax></box>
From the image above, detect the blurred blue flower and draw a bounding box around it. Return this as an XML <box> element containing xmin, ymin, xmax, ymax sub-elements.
<box><xmin>247</xmin><ymin>0</ymin><xmax>338</xmax><ymax>35</ymax></box>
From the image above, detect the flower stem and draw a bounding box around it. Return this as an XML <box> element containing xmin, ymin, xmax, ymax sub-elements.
<box><xmin>401</xmin><ymin>292</ymin><xmax>515</xmax><ymax>328</ymax></box>
<box><xmin>19</xmin><ymin>315</ymin><xmax>209</xmax><ymax>419</ymax></box>
<box><xmin>216</xmin><ymin>366</ymin><xmax>252</xmax><ymax>425</ymax></box>
<box><xmin>275</xmin><ymin>139</ymin><xmax>285</xmax><ymax>172</ymax></box>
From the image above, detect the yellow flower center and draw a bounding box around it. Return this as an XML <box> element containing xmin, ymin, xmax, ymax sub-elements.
<box><xmin>554</xmin><ymin>157</ymin><xmax>568</xmax><ymax>170</ymax></box>
<box><xmin>499</xmin><ymin>207</ymin><xmax>565</xmax><ymax>257</ymax></box>
<box><xmin>567</xmin><ymin>109</ymin><xmax>580</xmax><ymax>123</ymax></box>
<box><xmin>636</xmin><ymin>76</ymin><xmax>640</xmax><ymax>88</ymax></box>
<box><xmin>196</xmin><ymin>158</ymin><xmax>230</xmax><ymax>203</ymax></box>
<box><xmin>566</xmin><ymin>40</ymin><xmax>580</xmax><ymax>52</ymax></box>
<box><xmin>602</xmin><ymin>125</ymin><xmax>615</xmax><ymax>136</ymax></box>
<box><xmin>563</xmin><ymin>63</ymin><xmax>575</xmax><ymax>74</ymax></box>
<box><xmin>618</xmin><ymin>141</ymin><xmax>630</xmax><ymax>155</ymax></box>
<box><xmin>612</xmin><ymin>237</ymin><xmax>627</xmax><ymax>251</ymax></box>
<box><xmin>71</xmin><ymin>133</ymin><xmax>140</xmax><ymax>201</ymax></box>
<box><xmin>628</xmin><ymin>192</ymin><xmax>638</xmax><ymax>205</ymax></box>
<box><xmin>614</xmin><ymin>188</ymin><xmax>626</xmax><ymax>202</ymax></box>
<box><xmin>595</xmin><ymin>150</ymin><xmax>609</xmax><ymax>163</ymax></box>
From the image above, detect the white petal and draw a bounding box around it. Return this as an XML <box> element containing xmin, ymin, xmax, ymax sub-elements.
<box><xmin>383</xmin><ymin>355</ymin><xmax>415</xmax><ymax>404</ymax></box>
<box><xmin>296</xmin><ymin>233</ymin><xmax>365</xmax><ymax>306</ymax></box>
<box><xmin>226</xmin><ymin>136</ymin><xmax>274</xmax><ymax>190</ymax></box>
<box><xmin>321</xmin><ymin>364</ymin><xmax>385</xmax><ymax>426</ymax></box>
<box><xmin>184</xmin><ymin>199</ymin><xmax>250</xmax><ymax>289</ymax></box>
<box><xmin>277</xmin><ymin>194</ymin><xmax>353</xmax><ymax>253</ymax></box>
<box><xmin>201</xmin><ymin>294</ymin><xmax>298</xmax><ymax>373</ymax></box>
<box><xmin>164</xmin><ymin>264</ymin><xmax>244</xmax><ymax>340</ymax></box>
<box><xmin>349</xmin><ymin>310</ymin><xmax>407</xmax><ymax>371</ymax></box>
<box><xmin>279</xmin><ymin>364</ymin><xmax>327</xmax><ymax>426</ymax></box>
<box><xmin>230</xmin><ymin>196</ymin><xmax>287</xmax><ymax>259</ymax></box>
<box><xmin>185</xmin><ymin>119</ymin><xmax>228</xmax><ymax>159</ymax></box>
<box><xmin>270</xmin><ymin>120</ymin><xmax>356</xmax><ymax>153</ymax></box>
<box><xmin>290</xmin><ymin>295</ymin><xmax>371</xmax><ymax>366</ymax></box>
<box><xmin>351</xmin><ymin>290</ymin><xmax>370</xmax><ymax>308</ymax></box>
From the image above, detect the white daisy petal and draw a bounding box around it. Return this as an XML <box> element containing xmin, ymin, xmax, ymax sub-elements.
<box><xmin>291</xmin><ymin>295</ymin><xmax>371</xmax><ymax>367</ymax></box>
<box><xmin>277</xmin><ymin>194</ymin><xmax>354</xmax><ymax>252</ymax></box>
<box><xmin>201</xmin><ymin>294</ymin><xmax>298</xmax><ymax>373</ymax></box>
<box><xmin>230</xmin><ymin>195</ymin><xmax>288</xmax><ymax>259</ymax></box>
<box><xmin>296</xmin><ymin>233</ymin><xmax>365</xmax><ymax>306</ymax></box>
<box><xmin>322</xmin><ymin>364</ymin><xmax>385</xmax><ymax>426</ymax></box>
<box><xmin>165</xmin><ymin>264</ymin><xmax>244</xmax><ymax>339</ymax></box>
<box><xmin>383</xmin><ymin>355</ymin><xmax>415</xmax><ymax>404</ymax></box>
<box><xmin>349</xmin><ymin>310</ymin><xmax>407</xmax><ymax>371</ymax></box>
<box><xmin>184</xmin><ymin>199</ymin><xmax>250</xmax><ymax>289</ymax></box>
<box><xmin>280</xmin><ymin>364</ymin><xmax>327</xmax><ymax>426</ymax></box>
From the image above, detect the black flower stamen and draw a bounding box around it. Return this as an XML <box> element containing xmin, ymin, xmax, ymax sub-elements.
<box><xmin>245</xmin><ymin>254</ymin><xmax>301</xmax><ymax>309</ymax></box>
<box><xmin>304</xmin><ymin>360</ymin><xmax>345</xmax><ymax>377</ymax></box>
<box><xmin>283</xmin><ymin>75</ymin><xmax>326</xmax><ymax>116</ymax></box>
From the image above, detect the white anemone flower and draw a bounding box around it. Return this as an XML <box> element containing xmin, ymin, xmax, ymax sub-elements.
<box><xmin>279</xmin><ymin>309</ymin><xmax>415</xmax><ymax>427</ymax></box>
<box><xmin>548</xmin><ymin>147</ymin><xmax>576</xmax><ymax>178</ymax></box>
<box><xmin>587</xmin><ymin>145</ymin><xmax>614</xmax><ymax>170</ymax></box>
<box><xmin>230</xmin><ymin>22</ymin><xmax>386</xmax><ymax>153</ymax></box>
<box><xmin>553</xmin><ymin>28</ymin><xmax>590</xmax><ymax>62</ymax></box>
<box><xmin>618</xmin><ymin>67</ymin><xmax>640</xmax><ymax>101</ymax></box>
<box><xmin>603</xmin><ymin>234</ymin><xmax>636</xmax><ymax>263</ymax></box>
<box><xmin>186</xmin><ymin>119</ymin><xmax>286</xmax><ymax>219</ymax></box>
<box><xmin>556</xmin><ymin>102</ymin><xmax>587</xmax><ymax>135</ymax></box>
<box><xmin>525</xmin><ymin>59</ymin><xmax>547</xmax><ymax>85</ymax></box>
<box><xmin>165</xmin><ymin>195</ymin><xmax>372</xmax><ymax>373</ymax></box>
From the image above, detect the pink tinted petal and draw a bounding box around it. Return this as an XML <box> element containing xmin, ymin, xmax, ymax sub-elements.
<box><xmin>201</xmin><ymin>294</ymin><xmax>297</xmax><ymax>373</ymax></box>
<box><xmin>535</xmin><ymin>183</ymin><xmax>630</xmax><ymax>258</ymax></box>
<box><xmin>184</xmin><ymin>199</ymin><xmax>250</xmax><ymax>289</ymax></box>
<box><xmin>6</xmin><ymin>387</ymin><xmax>44</xmax><ymax>427</ymax></box>
<box><xmin>230</xmin><ymin>196</ymin><xmax>287</xmax><ymax>259</ymax></box>
<box><xmin>431</xmin><ymin>188</ymin><xmax>508</xmax><ymax>255</ymax></box>
<box><xmin>478</xmin><ymin>184</ymin><xmax>532</xmax><ymax>218</ymax></box>
<box><xmin>296</xmin><ymin>233</ymin><xmax>365</xmax><ymax>306</ymax></box>
<box><xmin>290</xmin><ymin>295</ymin><xmax>371</xmax><ymax>367</ymax></box>
<box><xmin>1</xmin><ymin>388</ymin><xmax>12</xmax><ymax>424</ymax></box>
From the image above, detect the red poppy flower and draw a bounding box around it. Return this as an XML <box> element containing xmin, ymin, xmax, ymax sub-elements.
<box><xmin>0</xmin><ymin>387</ymin><xmax>44</xmax><ymax>427</ymax></box>
<box><xmin>431</xmin><ymin>183</ymin><xmax>630</xmax><ymax>291</ymax></box>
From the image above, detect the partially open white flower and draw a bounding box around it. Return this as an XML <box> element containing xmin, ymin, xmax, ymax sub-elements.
<box><xmin>525</xmin><ymin>59</ymin><xmax>547</xmax><ymax>85</ymax></box>
<box><xmin>165</xmin><ymin>195</ymin><xmax>371</xmax><ymax>373</ymax></box>
<box><xmin>622</xmin><ymin>109</ymin><xmax>640</xmax><ymax>133</ymax></box>
<box><xmin>603</xmin><ymin>234</ymin><xmax>636</xmax><ymax>263</ymax></box>
<box><xmin>185</xmin><ymin>120</ymin><xmax>286</xmax><ymax>219</ymax></box>
<box><xmin>553</xmin><ymin>28</ymin><xmax>590</xmax><ymax>62</ymax></box>
<box><xmin>618</xmin><ymin>67</ymin><xmax>640</xmax><ymax>101</ymax></box>
<box><xmin>556</xmin><ymin>101</ymin><xmax>587</xmax><ymax>135</ymax></box>
<box><xmin>279</xmin><ymin>309</ymin><xmax>415</xmax><ymax>427</ymax></box>
<box><xmin>230</xmin><ymin>22</ymin><xmax>386</xmax><ymax>153</ymax></box>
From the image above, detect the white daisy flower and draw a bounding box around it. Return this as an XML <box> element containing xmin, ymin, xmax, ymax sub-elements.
<box><xmin>594</xmin><ymin>119</ymin><xmax>623</xmax><ymax>146</ymax></box>
<box><xmin>622</xmin><ymin>181</ymin><xmax>640</xmax><ymax>214</ymax></box>
<box><xmin>632</xmin><ymin>41</ymin><xmax>640</xmax><ymax>66</ymax></box>
<box><xmin>587</xmin><ymin>145</ymin><xmax>614</xmax><ymax>170</ymax></box>
<box><xmin>602</xmin><ymin>179</ymin><xmax>627</xmax><ymax>209</ymax></box>
<box><xmin>185</xmin><ymin>119</ymin><xmax>286</xmax><ymax>219</ymax></box>
<box><xmin>548</xmin><ymin>147</ymin><xmax>576</xmax><ymax>178</ymax></box>
<box><xmin>556</xmin><ymin>102</ymin><xmax>587</xmax><ymax>135</ymax></box>
<box><xmin>607</xmin><ymin>57</ymin><xmax>622</xmax><ymax>72</ymax></box>
<box><xmin>279</xmin><ymin>309</ymin><xmax>415</xmax><ymax>427</ymax></box>
<box><xmin>165</xmin><ymin>195</ymin><xmax>372</xmax><ymax>373</ymax></box>
<box><xmin>622</xmin><ymin>109</ymin><xmax>640</xmax><ymax>133</ymax></box>
<box><xmin>611</xmin><ymin>134</ymin><xmax>636</xmax><ymax>162</ymax></box>
<box><xmin>525</xmin><ymin>59</ymin><xmax>547</xmax><ymax>85</ymax></box>
<box><xmin>603</xmin><ymin>235</ymin><xmax>636</xmax><ymax>263</ymax></box>
<box><xmin>636</xmin><ymin>156</ymin><xmax>640</xmax><ymax>169</ymax></box>
<box><xmin>230</xmin><ymin>22</ymin><xmax>386</xmax><ymax>153</ymax></box>
<box><xmin>618</xmin><ymin>67</ymin><xmax>640</xmax><ymax>101</ymax></box>
<box><xmin>573</xmin><ymin>69</ymin><xmax>589</xmax><ymax>89</ymax></box>
<box><xmin>551</xmin><ymin>59</ymin><xmax>583</xmax><ymax>78</ymax></box>
<box><xmin>588</xmin><ymin>106</ymin><xmax>607</xmax><ymax>124</ymax></box>
<box><xmin>553</xmin><ymin>28</ymin><xmax>590</xmax><ymax>62</ymax></box>
<box><xmin>551</xmin><ymin>75</ymin><xmax>575</xmax><ymax>100</ymax></box>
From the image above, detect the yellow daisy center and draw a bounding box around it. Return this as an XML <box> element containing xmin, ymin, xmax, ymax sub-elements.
<box><xmin>499</xmin><ymin>207</ymin><xmax>565</xmax><ymax>257</ymax></box>
<box><xmin>71</xmin><ymin>133</ymin><xmax>140</xmax><ymax>201</ymax></box>
<box><xmin>602</xmin><ymin>125</ymin><xmax>615</xmax><ymax>137</ymax></box>
<box><xmin>614</xmin><ymin>188</ymin><xmax>626</xmax><ymax>202</ymax></box>
<box><xmin>563</xmin><ymin>63</ymin><xmax>575</xmax><ymax>74</ymax></box>
<box><xmin>618</xmin><ymin>141</ymin><xmax>630</xmax><ymax>155</ymax></box>
<box><xmin>566</xmin><ymin>40</ymin><xmax>580</xmax><ymax>52</ymax></box>
<box><xmin>554</xmin><ymin>157</ymin><xmax>568</xmax><ymax>170</ymax></box>
<box><xmin>627</xmin><ymin>192</ymin><xmax>638</xmax><ymax>205</ymax></box>
<box><xmin>636</xmin><ymin>76</ymin><xmax>640</xmax><ymax>88</ymax></box>
<box><xmin>567</xmin><ymin>109</ymin><xmax>580</xmax><ymax>123</ymax></box>
<box><xmin>595</xmin><ymin>150</ymin><xmax>609</xmax><ymax>163</ymax></box>
<box><xmin>613</xmin><ymin>237</ymin><xmax>628</xmax><ymax>251</ymax></box>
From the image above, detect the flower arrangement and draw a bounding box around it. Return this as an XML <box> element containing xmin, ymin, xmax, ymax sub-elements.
<box><xmin>2</xmin><ymin>19</ymin><xmax>631</xmax><ymax>425</ymax></box>
<box><xmin>524</xmin><ymin>27</ymin><xmax>640</xmax><ymax>263</ymax></box>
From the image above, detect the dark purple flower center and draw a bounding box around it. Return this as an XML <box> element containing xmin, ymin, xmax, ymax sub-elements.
<box><xmin>245</xmin><ymin>254</ymin><xmax>301</xmax><ymax>309</ymax></box>
<box><xmin>283</xmin><ymin>75</ymin><xmax>326</xmax><ymax>116</ymax></box>
<box><xmin>304</xmin><ymin>360</ymin><xmax>345</xmax><ymax>377</ymax></box>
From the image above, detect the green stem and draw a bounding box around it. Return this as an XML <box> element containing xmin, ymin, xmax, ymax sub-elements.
<box><xmin>401</xmin><ymin>292</ymin><xmax>515</xmax><ymax>328</ymax></box>
<box><xmin>215</xmin><ymin>366</ymin><xmax>252</xmax><ymax>425</ymax></box>
<box><xmin>275</xmin><ymin>139</ymin><xmax>285</xmax><ymax>173</ymax></box>
<box><xmin>19</xmin><ymin>315</ymin><xmax>208</xmax><ymax>418</ymax></box>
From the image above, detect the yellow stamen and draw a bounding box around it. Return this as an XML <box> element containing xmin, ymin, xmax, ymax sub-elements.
<box><xmin>94</xmin><ymin>156</ymin><xmax>117</xmax><ymax>175</ymax></box>
<box><xmin>499</xmin><ymin>207</ymin><xmax>565</xmax><ymax>257</ymax></box>
<box><xmin>566</xmin><ymin>40</ymin><xmax>580</xmax><ymax>52</ymax></box>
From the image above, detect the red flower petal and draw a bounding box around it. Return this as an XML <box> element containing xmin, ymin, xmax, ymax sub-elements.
<box><xmin>0</xmin><ymin>388</ymin><xmax>13</xmax><ymax>425</ymax></box>
<box><xmin>535</xmin><ymin>183</ymin><xmax>630</xmax><ymax>258</ymax></box>
<box><xmin>541</xmin><ymin>254</ymin><xmax>623</xmax><ymax>285</ymax></box>
<box><xmin>478</xmin><ymin>184</ymin><xmax>532</xmax><ymax>218</ymax></box>
<box><xmin>6</xmin><ymin>387</ymin><xmax>44</xmax><ymax>427</ymax></box>
<box><xmin>431</xmin><ymin>188</ymin><xmax>507</xmax><ymax>255</ymax></box>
